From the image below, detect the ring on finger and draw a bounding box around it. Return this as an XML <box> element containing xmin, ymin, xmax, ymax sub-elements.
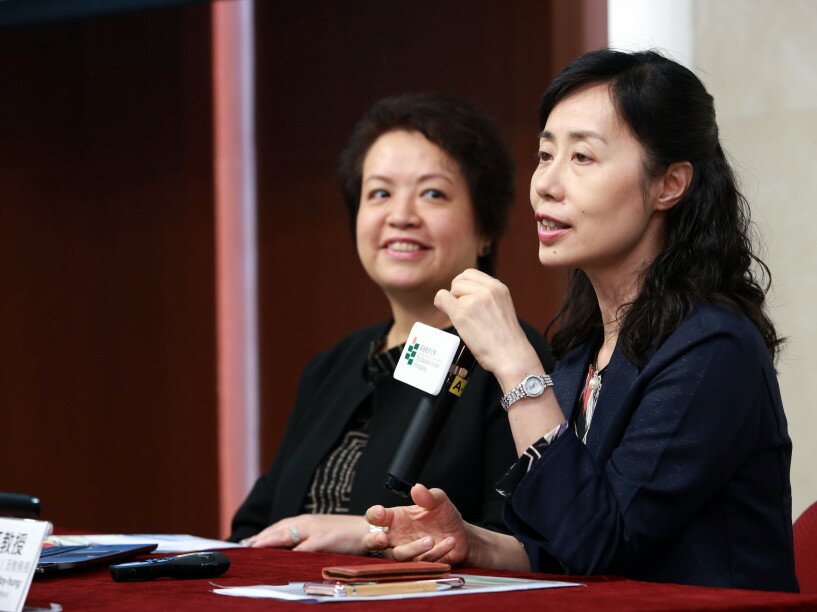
<box><xmin>289</xmin><ymin>526</ymin><xmax>301</xmax><ymax>546</ymax></box>
<box><xmin>367</xmin><ymin>524</ymin><xmax>387</xmax><ymax>557</ymax></box>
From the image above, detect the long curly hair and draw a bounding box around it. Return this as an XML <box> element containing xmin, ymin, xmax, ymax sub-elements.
<box><xmin>541</xmin><ymin>49</ymin><xmax>781</xmax><ymax>362</ymax></box>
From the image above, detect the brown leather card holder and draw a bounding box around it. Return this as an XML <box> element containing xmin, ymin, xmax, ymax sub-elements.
<box><xmin>321</xmin><ymin>561</ymin><xmax>451</xmax><ymax>582</ymax></box>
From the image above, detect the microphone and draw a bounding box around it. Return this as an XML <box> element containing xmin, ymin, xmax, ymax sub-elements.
<box><xmin>109</xmin><ymin>551</ymin><xmax>230</xmax><ymax>582</ymax></box>
<box><xmin>0</xmin><ymin>492</ymin><xmax>40</xmax><ymax>519</ymax></box>
<box><xmin>385</xmin><ymin>342</ymin><xmax>477</xmax><ymax>497</ymax></box>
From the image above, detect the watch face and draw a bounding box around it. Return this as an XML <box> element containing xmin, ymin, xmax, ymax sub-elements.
<box><xmin>523</xmin><ymin>376</ymin><xmax>545</xmax><ymax>396</ymax></box>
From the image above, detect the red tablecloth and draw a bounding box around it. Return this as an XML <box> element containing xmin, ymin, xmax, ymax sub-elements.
<box><xmin>26</xmin><ymin>547</ymin><xmax>817</xmax><ymax>611</ymax></box>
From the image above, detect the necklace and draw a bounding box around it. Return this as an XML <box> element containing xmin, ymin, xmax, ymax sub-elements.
<box><xmin>588</xmin><ymin>366</ymin><xmax>602</xmax><ymax>392</ymax></box>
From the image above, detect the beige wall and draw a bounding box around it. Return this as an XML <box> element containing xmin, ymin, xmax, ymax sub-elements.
<box><xmin>695</xmin><ymin>0</ymin><xmax>817</xmax><ymax>520</ymax></box>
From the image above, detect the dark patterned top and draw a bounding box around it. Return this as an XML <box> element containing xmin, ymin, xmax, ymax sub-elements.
<box><xmin>300</xmin><ymin>338</ymin><xmax>403</xmax><ymax>514</ymax></box>
<box><xmin>574</xmin><ymin>362</ymin><xmax>604</xmax><ymax>443</ymax></box>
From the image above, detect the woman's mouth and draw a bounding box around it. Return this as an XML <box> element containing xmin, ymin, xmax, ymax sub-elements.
<box><xmin>383</xmin><ymin>239</ymin><xmax>429</xmax><ymax>258</ymax></box>
<box><xmin>387</xmin><ymin>241</ymin><xmax>423</xmax><ymax>252</ymax></box>
<box><xmin>537</xmin><ymin>216</ymin><xmax>571</xmax><ymax>243</ymax></box>
<box><xmin>539</xmin><ymin>217</ymin><xmax>569</xmax><ymax>231</ymax></box>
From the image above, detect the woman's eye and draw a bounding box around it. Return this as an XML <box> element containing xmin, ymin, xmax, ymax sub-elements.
<box><xmin>573</xmin><ymin>152</ymin><xmax>592</xmax><ymax>163</ymax></box>
<box><xmin>368</xmin><ymin>189</ymin><xmax>389</xmax><ymax>199</ymax></box>
<box><xmin>537</xmin><ymin>150</ymin><xmax>552</xmax><ymax>163</ymax></box>
<box><xmin>422</xmin><ymin>188</ymin><xmax>446</xmax><ymax>200</ymax></box>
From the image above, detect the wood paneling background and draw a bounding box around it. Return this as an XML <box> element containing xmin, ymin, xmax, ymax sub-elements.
<box><xmin>0</xmin><ymin>4</ymin><xmax>219</xmax><ymax>536</ymax></box>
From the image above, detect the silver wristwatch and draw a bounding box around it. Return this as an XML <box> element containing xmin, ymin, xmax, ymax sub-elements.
<box><xmin>500</xmin><ymin>374</ymin><xmax>553</xmax><ymax>411</ymax></box>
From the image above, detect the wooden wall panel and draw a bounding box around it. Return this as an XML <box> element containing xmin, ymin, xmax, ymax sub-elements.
<box><xmin>0</xmin><ymin>5</ymin><xmax>219</xmax><ymax>537</ymax></box>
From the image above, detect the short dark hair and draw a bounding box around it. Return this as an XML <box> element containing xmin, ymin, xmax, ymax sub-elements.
<box><xmin>338</xmin><ymin>93</ymin><xmax>514</xmax><ymax>275</ymax></box>
<box><xmin>539</xmin><ymin>49</ymin><xmax>781</xmax><ymax>361</ymax></box>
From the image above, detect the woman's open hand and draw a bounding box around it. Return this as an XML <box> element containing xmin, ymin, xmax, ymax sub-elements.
<box><xmin>364</xmin><ymin>484</ymin><xmax>471</xmax><ymax>565</ymax></box>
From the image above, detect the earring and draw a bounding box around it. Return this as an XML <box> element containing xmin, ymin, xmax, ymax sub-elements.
<box><xmin>479</xmin><ymin>244</ymin><xmax>492</xmax><ymax>257</ymax></box>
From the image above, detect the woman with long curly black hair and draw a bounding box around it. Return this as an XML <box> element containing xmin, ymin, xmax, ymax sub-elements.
<box><xmin>364</xmin><ymin>49</ymin><xmax>798</xmax><ymax>592</ymax></box>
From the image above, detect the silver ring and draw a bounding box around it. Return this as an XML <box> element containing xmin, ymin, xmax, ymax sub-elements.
<box><xmin>289</xmin><ymin>526</ymin><xmax>301</xmax><ymax>546</ymax></box>
<box><xmin>367</xmin><ymin>524</ymin><xmax>387</xmax><ymax>557</ymax></box>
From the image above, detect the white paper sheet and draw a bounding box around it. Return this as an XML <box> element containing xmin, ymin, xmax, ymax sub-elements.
<box><xmin>213</xmin><ymin>574</ymin><xmax>582</xmax><ymax>603</ymax></box>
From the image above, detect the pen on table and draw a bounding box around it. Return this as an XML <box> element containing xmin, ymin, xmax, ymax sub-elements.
<box><xmin>349</xmin><ymin>580</ymin><xmax>439</xmax><ymax>596</ymax></box>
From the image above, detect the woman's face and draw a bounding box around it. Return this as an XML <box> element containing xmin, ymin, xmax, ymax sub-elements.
<box><xmin>356</xmin><ymin>130</ymin><xmax>486</xmax><ymax>301</ymax></box>
<box><xmin>530</xmin><ymin>83</ymin><xmax>667</xmax><ymax>278</ymax></box>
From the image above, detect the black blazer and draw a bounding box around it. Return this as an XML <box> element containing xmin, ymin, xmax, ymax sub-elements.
<box><xmin>231</xmin><ymin>320</ymin><xmax>553</xmax><ymax>542</ymax></box>
<box><xmin>504</xmin><ymin>302</ymin><xmax>798</xmax><ymax>592</ymax></box>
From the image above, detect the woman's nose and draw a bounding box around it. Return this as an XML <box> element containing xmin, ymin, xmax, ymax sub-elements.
<box><xmin>387</xmin><ymin>194</ymin><xmax>420</xmax><ymax>227</ymax></box>
<box><xmin>531</xmin><ymin>160</ymin><xmax>565</xmax><ymax>203</ymax></box>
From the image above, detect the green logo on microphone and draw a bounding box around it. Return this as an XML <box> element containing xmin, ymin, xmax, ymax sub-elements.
<box><xmin>404</xmin><ymin>340</ymin><xmax>420</xmax><ymax>365</ymax></box>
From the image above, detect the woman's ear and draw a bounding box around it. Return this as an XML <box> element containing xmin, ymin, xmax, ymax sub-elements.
<box><xmin>655</xmin><ymin>161</ymin><xmax>693</xmax><ymax>211</ymax></box>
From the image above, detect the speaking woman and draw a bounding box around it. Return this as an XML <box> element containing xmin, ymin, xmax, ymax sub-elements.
<box><xmin>364</xmin><ymin>50</ymin><xmax>798</xmax><ymax>592</ymax></box>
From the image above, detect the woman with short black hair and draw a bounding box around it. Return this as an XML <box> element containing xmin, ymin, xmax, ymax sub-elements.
<box><xmin>230</xmin><ymin>93</ymin><xmax>553</xmax><ymax>555</ymax></box>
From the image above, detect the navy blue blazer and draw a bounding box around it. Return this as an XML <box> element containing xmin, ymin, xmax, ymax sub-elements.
<box><xmin>503</xmin><ymin>302</ymin><xmax>798</xmax><ymax>592</ymax></box>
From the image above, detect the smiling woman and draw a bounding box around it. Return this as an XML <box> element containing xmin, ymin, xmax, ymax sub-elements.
<box><xmin>228</xmin><ymin>93</ymin><xmax>554</xmax><ymax>555</ymax></box>
<box><xmin>355</xmin><ymin>130</ymin><xmax>488</xmax><ymax>346</ymax></box>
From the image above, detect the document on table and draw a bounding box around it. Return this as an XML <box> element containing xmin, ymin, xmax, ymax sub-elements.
<box><xmin>44</xmin><ymin>534</ymin><xmax>241</xmax><ymax>554</ymax></box>
<box><xmin>213</xmin><ymin>574</ymin><xmax>583</xmax><ymax>602</ymax></box>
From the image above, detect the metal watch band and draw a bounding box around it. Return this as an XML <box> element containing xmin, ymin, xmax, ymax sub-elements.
<box><xmin>500</xmin><ymin>374</ymin><xmax>554</xmax><ymax>411</ymax></box>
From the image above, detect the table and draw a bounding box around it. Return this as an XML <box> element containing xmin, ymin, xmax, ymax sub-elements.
<box><xmin>25</xmin><ymin>547</ymin><xmax>817</xmax><ymax>610</ymax></box>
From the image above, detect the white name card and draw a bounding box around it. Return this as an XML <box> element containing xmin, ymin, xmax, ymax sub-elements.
<box><xmin>0</xmin><ymin>518</ymin><xmax>52</xmax><ymax>612</ymax></box>
<box><xmin>393</xmin><ymin>323</ymin><xmax>460</xmax><ymax>395</ymax></box>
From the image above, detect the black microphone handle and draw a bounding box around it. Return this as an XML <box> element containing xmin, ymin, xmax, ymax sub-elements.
<box><xmin>385</xmin><ymin>343</ymin><xmax>476</xmax><ymax>497</ymax></box>
<box><xmin>385</xmin><ymin>396</ymin><xmax>442</xmax><ymax>486</ymax></box>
